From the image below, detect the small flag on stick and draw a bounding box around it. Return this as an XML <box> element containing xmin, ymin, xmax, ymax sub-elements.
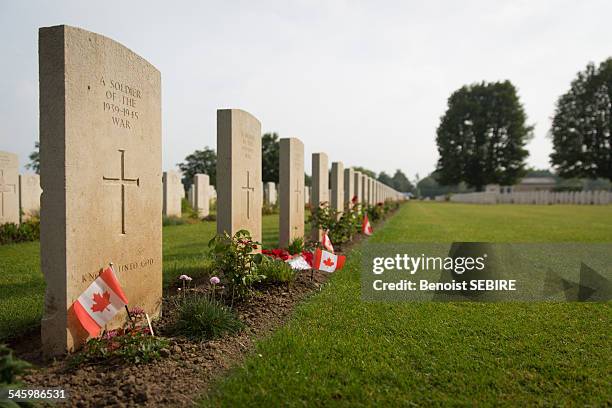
<box><xmin>362</xmin><ymin>214</ymin><xmax>373</xmax><ymax>236</ymax></box>
<box><xmin>72</xmin><ymin>265</ymin><xmax>129</xmax><ymax>337</ymax></box>
<box><xmin>322</xmin><ymin>230</ymin><xmax>334</xmax><ymax>252</ymax></box>
<box><xmin>313</xmin><ymin>248</ymin><xmax>346</xmax><ymax>273</ymax></box>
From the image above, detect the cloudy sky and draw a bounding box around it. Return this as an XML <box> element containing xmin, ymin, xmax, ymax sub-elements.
<box><xmin>1</xmin><ymin>0</ymin><xmax>610</xmax><ymax>180</ymax></box>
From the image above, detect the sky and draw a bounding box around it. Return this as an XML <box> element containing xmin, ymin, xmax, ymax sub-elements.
<box><xmin>1</xmin><ymin>0</ymin><xmax>611</xmax><ymax>181</ymax></box>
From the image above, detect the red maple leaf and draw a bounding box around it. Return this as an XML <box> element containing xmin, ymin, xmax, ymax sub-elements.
<box><xmin>323</xmin><ymin>257</ymin><xmax>335</xmax><ymax>268</ymax></box>
<box><xmin>91</xmin><ymin>291</ymin><xmax>111</xmax><ymax>313</ymax></box>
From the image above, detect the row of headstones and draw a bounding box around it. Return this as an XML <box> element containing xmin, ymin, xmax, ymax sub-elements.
<box><xmin>33</xmin><ymin>25</ymin><xmax>403</xmax><ymax>355</ymax></box>
<box><xmin>446</xmin><ymin>191</ymin><xmax>612</xmax><ymax>205</ymax></box>
<box><xmin>0</xmin><ymin>152</ymin><xmax>43</xmax><ymax>224</ymax></box>
<box><xmin>162</xmin><ymin>171</ymin><xmax>216</xmax><ymax>218</ymax></box>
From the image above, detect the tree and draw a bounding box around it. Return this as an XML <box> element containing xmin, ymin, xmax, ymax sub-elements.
<box><xmin>26</xmin><ymin>141</ymin><xmax>40</xmax><ymax>174</ymax></box>
<box><xmin>436</xmin><ymin>81</ymin><xmax>532</xmax><ymax>191</ymax></box>
<box><xmin>417</xmin><ymin>173</ymin><xmax>471</xmax><ymax>198</ymax></box>
<box><xmin>262</xmin><ymin>132</ymin><xmax>279</xmax><ymax>183</ymax></box>
<box><xmin>550</xmin><ymin>59</ymin><xmax>612</xmax><ymax>181</ymax></box>
<box><xmin>391</xmin><ymin>169</ymin><xmax>414</xmax><ymax>192</ymax></box>
<box><xmin>177</xmin><ymin>147</ymin><xmax>216</xmax><ymax>190</ymax></box>
<box><xmin>352</xmin><ymin>166</ymin><xmax>376</xmax><ymax>178</ymax></box>
<box><xmin>377</xmin><ymin>171</ymin><xmax>393</xmax><ymax>187</ymax></box>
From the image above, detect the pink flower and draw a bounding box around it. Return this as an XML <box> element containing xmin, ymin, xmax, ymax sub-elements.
<box><xmin>179</xmin><ymin>274</ymin><xmax>193</xmax><ymax>281</ymax></box>
<box><xmin>210</xmin><ymin>276</ymin><xmax>220</xmax><ymax>285</ymax></box>
<box><xmin>103</xmin><ymin>330</ymin><xmax>118</xmax><ymax>340</ymax></box>
<box><xmin>129</xmin><ymin>306</ymin><xmax>145</xmax><ymax>317</ymax></box>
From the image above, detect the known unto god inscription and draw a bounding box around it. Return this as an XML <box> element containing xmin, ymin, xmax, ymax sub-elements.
<box><xmin>39</xmin><ymin>25</ymin><xmax>162</xmax><ymax>355</ymax></box>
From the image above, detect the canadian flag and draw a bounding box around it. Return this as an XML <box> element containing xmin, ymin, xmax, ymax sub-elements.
<box><xmin>72</xmin><ymin>266</ymin><xmax>129</xmax><ymax>337</ymax></box>
<box><xmin>313</xmin><ymin>248</ymin><xmax>346</xmax><ymax>273</ymax></box>
<box><xmin>362</xmin><ymin>214</ymin><xmax>373</xmax><ymax>236</ymax></box>
<box><xmin>322</xmin><ymin>230</ymin><xmax>334</xmax><ymax>252</ymax></box>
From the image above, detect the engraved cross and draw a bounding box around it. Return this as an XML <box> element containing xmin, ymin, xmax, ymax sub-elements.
<box><xmin>241</xmin><ymin>171</ymin><xmax>255</xmax><ymax>219</ymax></box>
<box><xmin>293</xmin><ymin>177</ymin><xmax>302</xmax><ymax>212</ymax></box>
<box><xmin>0</xmin><ymin>170</ymin><xmax>17</xmax><ymax>218</ymax></box>
<box><xmin>102</xmin><ymin>150</ymin><xmax>140</xmax><ymax>234</ymax></box>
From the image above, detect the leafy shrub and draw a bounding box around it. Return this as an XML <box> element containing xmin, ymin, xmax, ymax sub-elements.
<box><xmin>171</xmin><ymin>294</ymin><xmax>243</xmax><ymax>340</ymax></box>
<box><xmin>163</xmin><ymin>216</ymin><xmax>188</xmax><ymax>226</ymax></box>
<box><xmin>207</xmin><ymin>230</ymin><xmax>265</xmax><ymax>298</ymax></box>
<box><xmin>203</xmin><ymin>214</ymin><xmax>216</xmax><ymax>222</ymax></box>
<box><xmin>366</xmin><ymin>203</ymin><xmax>384</xmax><ymax>222</ymax></box>
<box><xmin>71</xmin><ymin>329</ymin><xmax>165</xmax><ymax>367</ymax></box>
<box><xmin>287</xmin><ymin>237</ymin><xmax>304</xmax><ymax>255</ymax></box>
<box><xmin>69</xmin><ymin>328</ymin><xmax>169</xmax><ymax>367</ymax></box>
<box><xmin>0</xmin><ymin>344</ymin><xmax>31</xmax><ymax>386</ymax></box>
<box><xmin>0</xmin><ymin>219</ymin><xmax>40</xmax><ymax>245</ymax></box>
<box><xmin>262</xmin><ymin>203</ymin><xmax>278</xmax><ymax>215</ymax></box>
<box><xmin>181</xmin><ymin>198</ymin><xmax>200</xmax><ymax>220</ymax></box>
<box><xmin>261</xmin><ymin>257</ymin><xmax>296</xmax><ymax>284</ymax></box>
<box><xmin>309</xmin><ymin>203</ymin><xmax>361</xmax><ymax>247</ymax></box>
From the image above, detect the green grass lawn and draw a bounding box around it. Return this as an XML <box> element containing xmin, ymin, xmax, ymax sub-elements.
<box><xmin>0</xmin><ymin>215</ymin><xmax>281</xmax><ymax>341</ymax></box>
<box><xmin>202</xmin><ymin>202</ymin><xmax>612</xmax><ymax>406</ymax></box>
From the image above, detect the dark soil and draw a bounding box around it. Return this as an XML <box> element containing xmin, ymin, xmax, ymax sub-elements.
<box><xmin>20</xmin><ymin>270</ymin><xmax>328</xmax><ymax>407</ymax></box>
<box><xmin>16</xmin><ymin>209</ymin><xmax>399</xmax><ymax>407</ymax></box>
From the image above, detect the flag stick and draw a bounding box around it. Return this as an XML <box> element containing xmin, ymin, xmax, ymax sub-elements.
<box><xmin>145</xmin><ymin>313</ymin><xmax>155</xmax><ymax>337</ymax></box>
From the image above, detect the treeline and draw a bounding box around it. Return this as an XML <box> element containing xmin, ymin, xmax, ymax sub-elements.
<box><xmin>435</xmin><ymin>58</ymin><xmax>612</xmax><ymax>191</ymax></box>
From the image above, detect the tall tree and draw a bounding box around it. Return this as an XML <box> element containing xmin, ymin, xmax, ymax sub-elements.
<box><xmin>26</xmin><ymin>141</ymin><xmax>40</xmax><ymax>174</ymax></box>
<box><xmin>436</xmin><ymin>81</ymin><xmax>532</xmax><ymax>191</ymax></box>
<box><xmin>377</xmin><ymin>171</ymin><xmax>393</xmax><ymax>187</ymax></box>
<box><xmin>262</xmin><ymin>132</ymin><xmax>280</xmax><ymax>183</ymax></box>
<box><xmin>352</xmin><ymin>166</ymin><xmax>376</xmax><ymax>178</ymax></box>
<box><xmin>391</xmin><ymin>169</ymin><xmax>414</xmax><ymax>192</ymax></box>
<box><xmin>177</xmin><ymin>147</ymin><xmax>216</xmax><ymax>190</ymax></box>
<box><xmin>550</xmin><ymin>58</ymin><xmax>612</xmax><ymax>181</ymax></box>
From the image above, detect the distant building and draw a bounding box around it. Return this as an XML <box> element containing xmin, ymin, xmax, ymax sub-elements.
<box><xmin>489</xmin><ymin>177</ymin><xmax>557</xmax><ymax>194</ymax></box>
<box><xmin>512</xmin><ymin>177</ymin><xmax>557</xmax><ymax>192</ymax></box>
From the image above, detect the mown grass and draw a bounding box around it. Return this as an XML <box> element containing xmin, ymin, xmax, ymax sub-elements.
<box><xmin>0</xmin><ymin>215</ymin><xmax>280</xmax><ymax>341</ymax></box>
<box><xmin>202</xmin><ymin>202</ymin><xmax>612</xmax><ymax>407</ymax></box>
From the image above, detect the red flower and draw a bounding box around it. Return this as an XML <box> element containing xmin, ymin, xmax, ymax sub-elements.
<box><xmin>301</xmin><ymin>251</ymin><xmax>314</xmax><ymax>267</ymax></box>
<box><xmin>262</xmin><ymin>248</ymin><xmax>291</xmax><ymax>261</ymax></box>
<box><xmin>351</xmin><ymin>195</ymin><xmax>358</xmax><ymax>204</ymax></box>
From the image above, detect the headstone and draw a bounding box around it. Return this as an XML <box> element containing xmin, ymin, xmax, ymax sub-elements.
<box><xmin>39</xmin><ymin>25</ymin><xmax>162</xmax><ymax>355</ymax></box>
<box><xmin>279</xmin><ymin>138</ymin><xmax>304</xmax><ymax>247</ymax></box>
<box><xmin>188</xmin><ymin>184</ymin><xmax>195</xmax><ymax>208</ymax></box>
<box><xmin>330</xmin><ymin>162</ymin><xmax>344</xmax><ymax>215</ymax></box>
<box><xmin>19</xmin><ymin>173</ymin><xmax>42</xmax><ymax>221</ymax></box>
<box><xmin>216</xmin><ymin>109</ymin><xmax>262</xmax><ymax>242</ymax></box>
<box><xmin>362</xmin><ymin>175</ymin><xmax>369</xmax><ymax>205</ymax></box>
<box><xmin>263</xmin><ymin>181</ymin><xmax>277</xmax><ymax>206</ymax></box>
<box><xmin>344</xmin><ymin>167</ymin><xmax>354</xmax><ymax>207</ymax></box>
<box><xmin>0</xmin><ymin>151</ymin><xmax>19</xmax><ymax>225</ymax></box>
<box><xmin>162</xmin><ymin>171</ymin><xmax>182</xmax><ymax>218</ymax></box>
<box><xmin>304</xmin><ymin>186</ymin><xmax>310</xmax><ymax>204</ymax></box>
<box><xmin>311</xmin><ymin>152</ymin><xmax>329</xmax><ymax>240</ymax></box>
<box><xmin>193</xmin><ymin>174</ymin><xmax>210</xmax><ymax>217</ymax></box>
<box><xmin>353</xmin><ymin>171</ymin><xmax>362</xmax><ymax>204</ymax></box>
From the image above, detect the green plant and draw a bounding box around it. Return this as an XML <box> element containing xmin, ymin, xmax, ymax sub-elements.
<box><xmin>0</xmin><ymin>220</ymin><xmax>40</xmax><ymax>245</ymax></box>
<box><xmin>163</xmin><ymin>216</ymin><xmax>188</xmax><ymax>226</ymax></box>
<box><xmin>262</xmin><ymin>203</ymin><xmax>278</xmax><ymax>215</ymax></box>
<box><xmin>69</xmin><ymin>329</ymin><xmax>169</xmax><ymax>367</ymax></box>
<box><xmin>309</xmin><ymin>203</ymin><xmax>361</xmax><ymax>247</ymax></box>
<box><xmin>287</xmin><ymin>237</ymin><xmax>304</xmax><ymax>255</ymax></box>
<box><xmin>261</xmin><ymin>257</ymin><xmax>296</xmax><ymax>284</ymax></box>
<box><xmin>171</xmin><ymin>294</ymin><xmax>243</xmax><ymax>340</ymax></box>
<box><xmin>208</xmin><ymin>230</ymin><xmax>265</xmax><ymax>298</ymax></box>
<box><xmin>0</xmin><ymin>344</ymin><xmax>31</xmax><ymax>385</ymax></box>
<box><xmin>181</xmin><ymin>198</ymin><xmax>200</xmax><ymax>221</ymax></box>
